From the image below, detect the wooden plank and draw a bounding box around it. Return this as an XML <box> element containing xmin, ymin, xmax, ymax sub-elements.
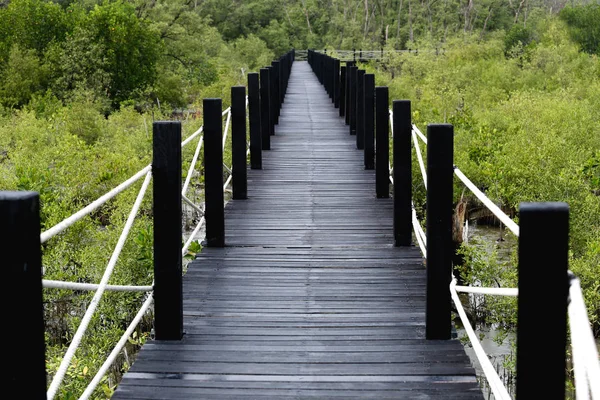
<box><xmin>114</xmin><ymin>61</ymin><xmax>482</xmax><ymax>399</ymax></box>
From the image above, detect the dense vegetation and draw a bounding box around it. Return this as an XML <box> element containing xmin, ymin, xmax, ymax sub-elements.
<box><xmin>1</xmin><ymin>0</ymin><xmax>599</xmax><ymax>398</ymax></box>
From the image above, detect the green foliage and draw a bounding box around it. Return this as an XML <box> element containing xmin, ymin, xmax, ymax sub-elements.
<box><xmin>504</xmin><ymin>24</ymin><xmax>534</xmax><ymax>56</ymax></box>
<box><xmin>372</xmin><ymin>18</ymin><xmax>600</xmax><ymax>333</ymax></box>
<box><xmin>0</xmin><ymin>45</ymin><xmax>48</xmax><ymax>107</ymax></box>
<box><xmin>561</xmin><ymin>4</ymin><xmax>600</xmax><ymax>55</ymax></box>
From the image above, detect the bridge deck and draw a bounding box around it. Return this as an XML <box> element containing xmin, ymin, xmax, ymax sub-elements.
<box><xmin>114</xmin><ymin>62</ymin><xmax>482</xmax><ymax>399</ymax></box>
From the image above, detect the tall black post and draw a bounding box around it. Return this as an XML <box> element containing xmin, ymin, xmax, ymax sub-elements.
<box><xmin>393</xmin><ymin>100</ymin><xmax>412</xmax><ymax>246</ymax></box>
<box><xmin>260</xmin><ymin>68</ymin><xmax>271</xmax><ymax>150</ymax></box>
<box><xmin>349</xmin><ymin>66</ymin><xmax>358</xmax><ymax>135</ymax></box>
<box><xmin>345</xmin><ymin>61</ymin><xmax>354</xmax><ymax>125</ymax></box>
<box><xmin>339</xmin><ymin>66</ymin><xmax>346</xmax><ymax>118</ymax></box>
<box><xmin>153</xmin><ymin>121</ymin><xmax>183</xmax><ymax>340</ymax></box>
<box><xmin>271</xmin><ymin>61</ymin><xmax>281</xmax><ymax>122</ymax></box>
<box><xmin>356</xmin><ymin>70</ymin><xmax>365</xmax><ymax>150</ymax></box>
<box><xmin>203</xmin><ymin>98</ymin><xmax>225</xmax><ymax>247</ymax></box>
<box><xmin>269</xmin><ymin>64</ymin><xmax>279</xmax><ymax>127</ymax></box>
<box><xmin>334</xmin><ymin>59</ymin><xmax>340</xmax><ymax>108</ymax></box>
<box><xmin>248</xmin><ymin>73</ymin><xmax>262</xmax><ymax>169</ymax></box>
<box><xmin>3</xmin><ymin>192</ymin><xmax>47</xmax><ymax>396</ymax></box>
<box><xmin>375</xmin><ymin>86</ymin><xmax>389</xmax><ymax>195</ymax></box>
<box><xmin>425</xmin><ymin>124</ymin><xmax>453</xmax><ymax>340</ymax></box>
<box><xmin>364</xmin><ymin>76</ymin><xmax>375</xmax><ymax>170</ymax></box>
<box><xmin>231</xmin><ymin>86</ymin><xmax>247</xmax><ymax>200</ymax></box>
<box><xmin>517</xmin><ymin>202</ymin><xmax>568</xmax><ymax>399</ymax></box>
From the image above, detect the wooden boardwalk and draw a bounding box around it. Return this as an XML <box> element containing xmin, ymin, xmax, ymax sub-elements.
<box><xmin>114</xmin><ymin>62</ymin><xmax>482</xmax><ymax>399</ymax></box>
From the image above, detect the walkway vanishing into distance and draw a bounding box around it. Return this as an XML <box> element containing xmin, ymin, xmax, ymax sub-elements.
<box><xmin>113</xmin><ymin>62</ymin><xmax>482</xmax><ymax>399</ymax></box>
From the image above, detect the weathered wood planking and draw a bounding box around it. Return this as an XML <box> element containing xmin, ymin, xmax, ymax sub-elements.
<box><xmin>113</xmin><ymin>62</ymin><xmax>482</xmax><ymax>399</ymax></box>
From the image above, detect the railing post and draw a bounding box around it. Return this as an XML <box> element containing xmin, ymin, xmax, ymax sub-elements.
<box><xmin>425</xmin><ymin>123</ymin><xmax>453</xmax><ymax>340</ymax></box>
<box><xmin>339</xmin><ymin>66</ymin><xmax>346</xmax><ymax>117</ymax></box>
<box><xmin>2</xmin><ymin>192</ymin><xmax>47</xmax><ymax>396</ymax></box>
<box><xmin>231</xmin><ymin>86</ymin><xmax>247</xmax><ymax>200</ymax></box>
<box><xmin>248</xmin><ymin>73</ymin><xmax>262</xmax><ymax>169</ymax></box>
<box><xmin>270</xmin><ymin>62</ymin><xmax>280</xmax><ymax>125</ymax></box>
<box><xmin>345</xmin><ymin>61</ymin><xmax>354</xmax><ymax>125</ymax></box>
<box><xmin>349</xmin><ymin>65</ymin><xmax>357</xmax><ymax>135</ymax></box>
<box><xmin>363</xmin><ymin>76</ymin><xmax>375</xmax><ymax>170</ymax></box>
<box><xmin>393</xmin><ymin>100</ymin><xmax>412</xmax><ymax>246</ymax></box>
<box><xmin>203</xmin><ymin>99</ymin><xmax>225</xmax><ymax>247</ymax></box>
<box><xmin>517</xmin><ymin>202</ymin><xmax>568</xmax><ymax>399</ymax></box>
<box><xmin>334</xmin><ymin>59</ymin><xmax>340</xmax><ymax>108</ymax></box>
<box><xmin>356</xmin><ymin>70</ymin><xmax>365</xmax><ymax>150</ymax></box>
<box><xmin>259</xmin><ymin>68</ymin><xmax>271</xmax><ymax>150</ymax></box>
<box><xmin>375</xmin><ymin>86</ymin><xmax>389</xmax><ymax>193</ymax></box>
<box><xmin>153</xmin><ymin>121</ymin><xmax>183</xmax><ymax>340</ymax></box>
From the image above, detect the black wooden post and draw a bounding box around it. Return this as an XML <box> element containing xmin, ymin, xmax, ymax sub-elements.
<box><xmin>269</xmin><ymin>64</ymin><xmax>279</xmax><ymax>127</ymax></box>
<box><xmin>345</xmin><ymin>61</ymin><xmax>354</xmax><ymax>125</ymax></box>
<box><xmin>517</xmin><ymin>202</ymin><xmax>569</xmax><ymax>399</ymax></box>
<box><xmin>271</xmin><ymin>61</ymin><xmax>281</xmax><ymax>123</ymax></box>
<box><xmin>260</xmin><ymin>68</ymin><xmax>271</xmax><ymax>150</ymax></box>
<box><xmin>334</xmin><ymin>59</ymin><xmax>340</xmax><ymax>108</ymax></box>
<box><xmin>203</xmin><ymin>99</ymin><xmax>225</xmax><ymax>247</ymax></box>
<box><xmin>425</xmin><ymin>123</ymin><xmax>453</xmax><ymax>340</ymax></box>
<box><xmin>231</xmin><ymin>86</ymin><xmax>247</xmax><ymax>200</ymax></box>
<box><xmin>356</xmin><ymin>70</ymin><xmax>365</xmax><ymax>150</ymax></box>
<box><xmin>339</xmin><ymin>66</ymin><xmax>346</xmax><ymax>118</ymax></box>
<box><xmin>153</xmin><ymin>121</ymin><xmax>183</xmax><ymax>340</ymax></box>
<box><xmin>393</xmin><ymin>100</ymin><xmax>412</xmax><ymax>246</ymax></box>
<box><xmin>248</xmin><ymin>73</ymin><xmax>261</xmax><ymax>169</ymax></box>
<box><xmin>363</xmin><ymin>76</ymin><xmax>375</xmax><ymax>170</ymax></box>
<box><xmin>349</xmin><ymin>66</ymin><xmax>358</xmax><ymax>135</ymax></box>
<box><xmin>2</xmin><ymin>192</ymin><xmax>47</xmax><ymax>396</ymax></box>
<box><xmin>375</xmin><ymin>86</ymin><xmax>389</xmax><ymax>195</ymax></box>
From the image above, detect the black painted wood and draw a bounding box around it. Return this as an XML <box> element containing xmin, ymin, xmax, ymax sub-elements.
<box><xmin>345</xmin><ymin>61</ymin><xmax>354</xmax><ymax>125</ymax></box>
<box><xmin>339</xmin><ymin>66</ymin><xmax>346</xmax><ymax>117</ymax></box>
<box><xmin>349</xmin><ymin>65</ymin><xmax>357</xmax><ymax>135</ymax></box>
<box><xmin>115</xmin><ymin>63</ymin><xmax>481</xmax><ymax>400</ymax></box>
<box><xmin>231</xmin><ymin>86</ymin><xmax>247</xmax><ymax>199</ymax></box>
<box><xmin>425</xmin><ymin>124</ymin><xmax>453</xmax><ymax>340</ymax></box>
<box><xmin>517</xmin><ymin>202</ymin><xmax>568</xmax><ymax>399</ymax></box>
<box><xmin>2</xmin><ymin>192</ymin><xmax>47</xmax><ymax>397</ymax></box>
<box><xmin>260</xmin><ymin>68</ymin><xmax>271</xmax><ymax>150</ymax></box>
<box><xmin>356</xmin><ymin>69</ymin><xmax>365</xmax><ymax>150</ymax></box>
<box><xmin>203</xmin><ymin>99</ymin><xmax>225</xmax><ymax>247</ymax></box>
<box><xmin>375</xmin><ymin>86</ymin><xmax>389</xmax><ymax>196</ymax></box>
<box><xmin>153</xmin><ymin>121</ymin><xmax>183</xmax><ymax>340</ymax></box>
<box><xmin>269</xmin><ymin>65</ymin><xmax>278</xmax><ymax>129</ymax></box>
<box><xmin>393</xmin><ymin>100</ymin><xmax>413</xmax><ymax>246</ymax></box>
<box><xmin>271</xmin><ymin>61</ymin><xmax>281</xmax><ymax>124</ymax></box>
<box><xmin>248</xmin><ymin>73</ymin><xmax>262</xmax><ymax>169</ymax></box>
<box><xmin>364</xmin><ymin>76</ymin><xmax>375</xmax><ymax>171</ymax></box>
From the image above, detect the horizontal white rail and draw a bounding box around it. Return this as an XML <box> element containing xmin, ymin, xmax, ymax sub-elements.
<box><xmin>181</xmin><ymin>126</ymin><xmax>203</xmax><ymax>148</ymax></box>
<box><xmin>42</xmin><ymin>280</ymin><xmax>152</xmax><ymax>292</ymax></box>
<box><xmin>454</xmin><ymin>168</ymin><xmax>520</xmax><ymax>237</ymax></box>
<box><xmin>454</xmin><ymin>285</ymin><xmax>518</xmax><ymax>296</ymax></box>
<box><xmin>41</xmin><ymin>165</ymin><xmax>152</xmax><ymax>244</ymax></box>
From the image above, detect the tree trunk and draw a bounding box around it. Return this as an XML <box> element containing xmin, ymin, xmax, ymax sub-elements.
<box><xmin>396</xmin><ymin>0</ymin><xmax>403</xmax><ymax>38</ymax></box>
<box><xmin>480</xmin><ymin>6</ymin><xmax>493</xmax><ymax>39</ymax></box>
<box><xmin>409</xmin><ymin>0</ymin><xmax>413</xmax><ymax>42</ymax></box>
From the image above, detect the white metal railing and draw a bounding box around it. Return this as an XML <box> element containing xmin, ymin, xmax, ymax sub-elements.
<box><xmin>390</xmin><ymin>114</ymin><xmax>600</xmax><ymax>400</ymax></box>
<box><xmin>44</xmin><ymin>104</ymin><xmax>241</xmax><ymax>400</ymax></box>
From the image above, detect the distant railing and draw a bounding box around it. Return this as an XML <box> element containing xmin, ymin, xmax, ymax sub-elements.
<box><xmin>5</xmin><ymin>50</ymin><xmax>295</xmax><ymax>399</ymax></box>
<box><xmin>308</xmin><ymin>48</ymin><xmax>445</xmax><ymax>61</ymax></box>
<box><xmin>307</xmin><ymin>49</ymin><xmax>600</xmax><ymax>400</ymax></box>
